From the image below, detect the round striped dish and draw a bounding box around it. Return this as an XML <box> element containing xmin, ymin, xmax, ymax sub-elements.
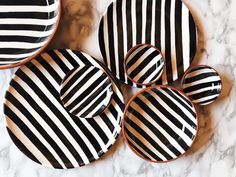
<box><xmin>4</xmin><ymin>49</ymin><xmax>124</xmax><ymax>169</ymax></box>
<box><xmin>60</xmin><ymin>65</ymin><xmax>114</xmax><ymax>118</ymax></box>
<box><xmin>0</xmin><ymin>0</ymin><xmax>61</xmax><ymax>69</ymax></box>
<box><xmin>122</xmin><ymin>86</ymin><xmax>198</xmax><ymax>162</ymax></box>
<box><xmin>181</xmin><ymin>65</ymin><xmax>222</xmax><ymax>105</ymax></box>
<box><xmin>124</xmin><ymin>44</ymin><xmax>164</xmax><ymax>85</ymax></box>
<box><xmin>99</xmin><ymin>0</ymin><xmax>197</xmax><ymax>88</ymax></box>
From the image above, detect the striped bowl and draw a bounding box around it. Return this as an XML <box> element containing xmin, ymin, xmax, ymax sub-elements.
<box><xmin>0</xmin><ymin>0</ymin><xmax>61</xmax><ymax>69</ymax></box>
<box><xmin>122</xmin><ymin>85</ymin><xmax>198</xmax><ymax>162</ymax></box>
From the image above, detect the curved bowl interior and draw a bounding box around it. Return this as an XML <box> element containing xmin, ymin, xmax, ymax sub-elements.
<box><xmin>0</xmin><ymin>0</ymin><xmax>60</xmax><ymax>68</ymax></box>
<box><xmin>123</xmin><ymin>86</ymin><xmax>198</xmax><ymax>162</ymax></box>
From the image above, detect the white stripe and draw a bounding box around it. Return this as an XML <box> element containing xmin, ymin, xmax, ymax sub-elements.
<box><xmin>182</xmin><ymin>5</ymin><xmax>190</xmax><ymax>71</ymax></box>
<box><xmin>126</xmin><ymin>111</ymin><xmax>177</xmax><ymax>158</ymax></box>
<box><xmin>112</xmin><ymin>2</ymin><xmax>120</xmax><ymax>78</ymax></box>
<box><xmin>0</xmin><ymin>3</ymin><xmax>59</xmax><ymax>13</ymax></box>
<box><xmin>131</xmin><ymin>101</ymin><xmax>186</xmax><ymax>153</ymax></box>
<box><xmin>125</xmin><ymin>122</ymin><xmax>167</xmax><ymax>161</ymax></box>
<box><xmin>103</xmin><ymin>13</ymin><xmax>111</xmax><ymax>70</ymax></box>
<box><xmin>183</xmin><ymin>76</ymin><xmax>221</xmax><ymax>88</ymax></box>
<box><xmin>142</xmin><ymin>0</ymin><xmax>147</xmax><ymax>43</ymax></box>
<box><xmin>0</xmin><ymin>29</ymin><xmax>55</xmax><ymax>37</ymax></box>
<box><xmin>193</xmin><ymin>94</ymin><xmax>219</xmax><ymax>104</ymax></box>
<box><xmin>185</xmin><ymin>69</ymin><xmax>215</xmax><ymax>79</ymax></box>
<box><xmin>5</xmin><ymin>100</ymin><xmax>67</xmax><ymax>169</ymax></box>
<box><xmin>6</xmin><ymin>117</ymin><xmax>53</xmax><ymax>168</ymax></box>
<box><xmin>185</xmin><ymin>85</ymin><xmax>222</xmax><ymax>96</ymax></box>
<box><xmin>0</xmin><ymin>41</ymin><xmax>47</xmax><ymax>49</ymax></box>
<box><xmin>0</xmin><ymin>15</ymin><xmax>58</xmax><ymax>25</ymax></box>
<box><xmin>122</xmin><ymin>0</ymin><xmax>128</xmax><ymax>83</ymax></box>
<box><xmin>151</xmin><ymin>0</ymin><xmax>156</xmax><ymax>45</ymax></box>
<box><xmin>131</xmin><ymin>0</ymin><xmax>137</xmax><ymax>45</ymax></box>
<box><xmin>170</xmin><ymin>0</ymin><xmax>178</xmax><ymax>80</ymax></box>
<box><xmin>0</xmin><ymin>50</ymin><xmax>37</xmax><ymax>59</ymax></box>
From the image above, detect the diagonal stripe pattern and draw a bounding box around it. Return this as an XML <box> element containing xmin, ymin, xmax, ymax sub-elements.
<box><xmin>99</xmin><ymin>0</ymin><xmax>197</xmax><ymax>88</ymax></box>
<box><xmin>123</xmin><ymin>86</ymin><xmax>197</xmax><ymax>162</ymax></box>
<box><xmin>60</xmin><ymin>65</ymin><xmax>113</xmax><ymax>118</ymax></box>
<box><xmin>182</xmin><ymin>65</ymin><xmax>222</xmax><ymax>105</ymax></box>
<box><xmin>0</xmin><ymin>0</ymin><xmax>60</xmax><ymax>67</ymax></box>
<box><xmin>4</xmin><ymin>49</ymin><xmax>124</xmax><ymax>169</ymax></box>
<box><xmin>125</xmin><ymin>44</ymin><xmax>164</xmax><ymax>85</ymax></box>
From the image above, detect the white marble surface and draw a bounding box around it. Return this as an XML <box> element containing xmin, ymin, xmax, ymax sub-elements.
<box><xmin>0</xmin><ymin>0</ymin><xmax>235</xmax><ymax>176</ymax></box>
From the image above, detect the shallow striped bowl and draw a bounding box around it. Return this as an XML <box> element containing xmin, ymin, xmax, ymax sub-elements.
<box><xmin>181</xmin><ymin>65</ymin><xmax>222</xmax><ymax>105</ymax></box>
<box><xmin>122</xmin><ymin>86</ymin><xmax>198</xmax><ymax>162</ymax></box>
<box><xmin>0</xmin><ymin>0</ymin><xmax>61</xmax><ymax>69</ymax></box>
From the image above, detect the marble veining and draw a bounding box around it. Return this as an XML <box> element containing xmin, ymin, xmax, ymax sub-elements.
<box><xmin>0</xmin><ymin>0</ymin><xmax>236</xmax><ymax>176</ymax></box>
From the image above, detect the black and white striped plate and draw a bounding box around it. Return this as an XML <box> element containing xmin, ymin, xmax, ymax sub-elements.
<box><xmin>4</xmin><ymin>49</ymin><xmax>124</xmax><ymax>169</ymax></box>
<box><xmin>181</xmin><ymin>65</ymin><xmax>222</xmax><ymax>105</ymax></box>
<box><xmin>0</xmin><ymin>0</ymin><xmax>60</xmax><ymax>69</ymax></box>
<box><xmin>99</xmin><ymin>0</ymin><xmax>197</xmax><ymax>88</ymax></box>
<box><xmin>123</xmin><ymin>86</ymin><xmax>198</xmax><ymax>162</ymax></box>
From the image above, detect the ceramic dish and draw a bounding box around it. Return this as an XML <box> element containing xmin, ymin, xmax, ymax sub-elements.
<box><xmin>122</xmin><ymin>86</ymin><xmax>198</xmax><ymax>162</ymax></box>
<box><xmin>99</xmin><ymin>0</ymin><xmax>197</xmax><ymax>88</ymax></box>
<box><xmin>124</xmin><ymin>44</ymin><xmax>164</xmax><ymax>86</ymax></box>
<box><xmin>4</xmin><ymin>49</ymin><xmax>124</xmax><ymax>169</ymax></box>
<box><xmin>0</xmin><ymin>0</ymin><xmax>61</xmax><ymax>69</ymax></box>
<box><xmin>181</xmin><ymin>65</ymin><xmax>222</xmax><ymax>105</ymax></box>
<box><xmin>60</xmin><ymin>65</ymin><xmax>114</xmax><ymax>118</ymax></box>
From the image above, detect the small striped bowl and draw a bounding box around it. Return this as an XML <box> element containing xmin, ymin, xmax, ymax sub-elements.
<box><xmin>181</xmin><ymin>65</ymin><xmax>222</xmax><ymax>105</ymax></box>
<box><xmin>0</xmin><ymin>0</ymin><xmax>61</xmax><ymax>69</ymax></box>
<box><xmin>122</xmin><ymin>85</ymin><xmax>198</xmax><ymax>163</ymax></box>
<box><xmin>124</xmin><ymin>44</ymin><xmax>164</xmax><ymax>86</ymax></box>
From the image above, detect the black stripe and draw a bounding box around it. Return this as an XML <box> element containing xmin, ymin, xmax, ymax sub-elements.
<box><xmin>0</xmin><ymin>24</ymin><xmax>55</xmax><ymax>31</ymax></box>
<box><xmin>164</xmin><ymin>0</ymin><xmax>173</xmax><ymax>84</ymax></box>
<box><xmin>145</xmin><ymin>0</ymin><xmax>153</xmax><ymax>44</ymax></box>
<box><xmin>0</xmin><ymin>0</ymin><xmax>56</xmax><ymax>6</ymax></box>
<box><xmin>99</xmin><ymin>19</ymin><xmax>108</xmax><ymax>67</ymax></box>
<box><xmin>0</xmin><ymin>35</ymin><xmax>48</xmax><ymax>43</ymax></box>
<box><xmin>183</xmin><ymin>81</ymin><xmax>221</xmax><ymax>93</ymax></box>
<box><xmin>190</xmin><ymin>89</ymin><xmax>221</xmax><ymax>100</ymax></box>
<box><xmin>116</xmin><ymin>0</ymin><xmax>125</xmax><ymax>82</ymax></box>
<box><xmin>0</xmin><ymin>11</ymin><xmax>57</xmax><ymax>19</ymax></box>
<box><xmin>57</xmin><ymin>49</ymin><xmax>80</xmax><ymax>67</ymax></box>
<box><xmin>184</xmin><ymin>72</ymin><xmax>219</xmax><ymax>84</ymax></box>
<box><xmin>107</xmin><ymin>4</ymin><xmax>116</xmax><ymax>74</ymax></box>
<box><xmin>189</xmin><ymin>12</ymin><xmax>197</xmax><ymax>62</ymax></box>
<box><xmin>175</xmin><ymin>0</ymin><xmax>184</xmax><ymax>78</ymax></box>
<box><xmin>127</xmin><ymin>139</ymin><xmax>151</xmax><ymax>160</ymax></box>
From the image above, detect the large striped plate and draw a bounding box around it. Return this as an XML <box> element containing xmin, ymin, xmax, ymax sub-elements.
<box><xmin>0</xmin><ymin>0</ymin><xmax>60</xmax><ymax>69</ymax></box>
<box><xmin>4</xmin><ymin>49</ymin><xmax>124</xmax><ymax>169</ymax></box>
<box><xmin>123</xmin><ymin>86</ymin><xmax>198</xmax><ymax>162</ymax></box>
<box><xmin>99</xmin><ymin>0</ymin><xmax>197</xmax><ymax>87</ymax></box>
